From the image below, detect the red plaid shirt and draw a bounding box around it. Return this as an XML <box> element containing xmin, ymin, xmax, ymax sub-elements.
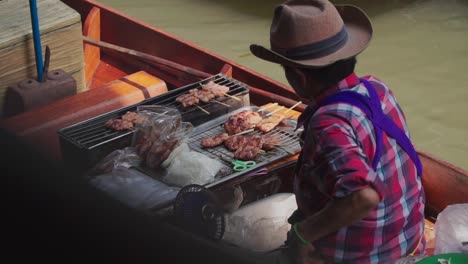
<box><xmin>294</xmin><ymin>73</ymin><xmax>426</xmax><ymax>263</ymax></box>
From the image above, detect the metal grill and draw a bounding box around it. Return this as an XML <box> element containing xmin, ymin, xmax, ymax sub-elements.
<box><xmin>59</xmin><ymin>74</ymin><xmax>248</xmax><ymax>149</ymax></box>
<box><xmin>58</xmin><ymin>74</ymin><xmax>249</xmax><ymax>174</ymax></box>
<box><xmin>186</xmin><ymin>106</ymin><xmax>302</xmax><ymax>188</ymax></box>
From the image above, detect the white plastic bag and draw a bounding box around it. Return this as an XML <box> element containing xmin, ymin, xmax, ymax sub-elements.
<box><xmin>222</xmin><ymin>193</ymin><xmax>297</xmax><ymax>252</ymax></box>
<box><xmin>161</xmin><ymin>143</ymin><xmax>223</xmax><ymax>187</ymax></box>
<box><xmin>86</xmin><ymin>147</ymin><xmax>142</xmax><ymax>177</ymax></box>
<box><xmin>90</xmin><ymin>167</ymin><xmax>180</xmax><ymax>211</ymax></box>
<box><xmin>434</xmin><ymin>203</ymin><xmax>468</xmax><ymax>254</ymax></box>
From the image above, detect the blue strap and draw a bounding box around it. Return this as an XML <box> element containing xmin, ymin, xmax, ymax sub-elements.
<box><xmin>312</xmin><ymin>79</ymin><xmax>422</xmax><ymax>176</ymax></box>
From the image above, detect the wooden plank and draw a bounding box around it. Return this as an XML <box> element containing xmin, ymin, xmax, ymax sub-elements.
<box><xmin>83</xmin><ymin>7</ymin><xmax>101</xmax><ymax>88</ymax></box>
<box><xmin>0</xmin><ymin>0</ymin><xmax>81</xmax><ymax>48</ymax></box>
<box><xmin>0</xmin><ymin>0</ymin><xmax>85</xmax><ymax>117</ymax></box>
<box><xmin>0</xmin><ymin>71</ymin><xmax>168</xmax><ymax>162</ymax></box>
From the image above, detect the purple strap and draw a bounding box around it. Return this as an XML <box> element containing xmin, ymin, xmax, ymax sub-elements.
<box><xmin>306</xmin><ymin>79</ymin><xmax>422</xmax><ymax>176</ymax></box>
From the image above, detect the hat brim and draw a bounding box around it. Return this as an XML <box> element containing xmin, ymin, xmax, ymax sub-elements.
<box><xmin>250</xmin><ymin>5</ymin><xmax>373</xmax><ymax>68</ymax></box>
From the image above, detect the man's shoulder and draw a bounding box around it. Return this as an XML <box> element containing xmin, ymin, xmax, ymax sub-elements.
<box><xmin>360</xmin><ymin>75</ymin><xmax>388</xmax><ymax>88</ymax></box>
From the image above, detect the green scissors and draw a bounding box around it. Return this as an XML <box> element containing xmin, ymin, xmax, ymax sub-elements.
<box><xmin>232</xmin><ymin>160</ymin><xmax>256</xmax><ymax>172</ymax></box>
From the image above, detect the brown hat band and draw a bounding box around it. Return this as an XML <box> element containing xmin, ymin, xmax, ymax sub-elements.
<box><xmin>274</xmin><ymin>25</ymin><xmax>349</xmax><ymax>60</ymax></box>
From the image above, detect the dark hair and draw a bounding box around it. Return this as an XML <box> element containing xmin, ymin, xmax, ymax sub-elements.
<box><xmin>302</xmin><ymin>57</ymin><xmax>357</xmax><ymax>86</ymax></box>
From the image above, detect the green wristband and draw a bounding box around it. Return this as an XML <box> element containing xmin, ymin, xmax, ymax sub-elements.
<box><xmin>293</xmin><ymin>223</ymin><xmax>310</xmax><ymax>245</ymax></box>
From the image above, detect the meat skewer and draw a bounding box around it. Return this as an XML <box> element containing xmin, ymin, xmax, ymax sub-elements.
<box><xmin>175</xmin><ymin>81</ymin><xmax>234</xmax><ymax>108</ymax></box>
<box><xmin>262</xmin><ymin>134</ymin><xmax>281</xmax><ymax>150</ymax></box>
<box><xmin>201</xmin><ymin>133</ymin><xmax>229</xmax><ymax>148</ymax></box>
<box><xmin>256</xmin><ymin>114</ymin><xmax>285</xmax><ymax>133</ymax></box>
<box><xmin>201</xmin><ymin>80</ymin><xmax>240</xmax><ymax>101</ymax></box>
<box><xmin>105</xmin><ymin>111</ymin><xmax>149</xmax><ymax>131</ymax></box>
<box><xmin>189</xmin><ymin>88</ymin><xmax>215</xmax><ymax>103</ymax></box>
<box><xmin>222</xmin><ymin>93</ymin><xmax>241</xmax><ymax>101</ymax></box>
<box><xmin>224</xmin><ymin>135</ymin><xmax>250</xmax><ymax>151</ymax></box>
<box><xmin>256</xmin><ymin>103</ymin><xmax>278</xmax><ymax>113</ymax></box>
<box><xmin>224</xmin><ymin>110</ymin><xmax>262</xmax><ymax>135</ymax></box>
<box><xmin>201</xmin><ymin>81</ymin><xmax>230</xmax><ymax>97</ymax></box>
<box><xmin>265</xmin><ymin>106</ymin><xmax>284</xmax><ymax>117</ymax></box>
<box><xmin>284</xmin><ymin>101</ymin><xmax>302</xmax><ymax>114</ymax></box>
<box><xmin>121</xmin><ymin>111</ymin><xmax>149</xmax><ymax>124</ymax></box>
<box><xmin>104</xmin><ymin>119</ymin><xmax>134</xmax><ymax>131</ymax></box>
<box><xmin>212</xmin><ymin>100</ymin><xmax>231</xmax><ymax>107</ymax></box>
<box><xmin>175</xmin><ymin>93</ymin><xmax>199</xmax><ymax>107</ymax></box>
<box><xmin>234</xmin><ymin>145</ymin><xmax>261</xmax><ymax>161</ymax></box>
<box><xmin>195</xmin><ymin>104</ymin><xmax>210</xmax><ymax>115</ymax></box>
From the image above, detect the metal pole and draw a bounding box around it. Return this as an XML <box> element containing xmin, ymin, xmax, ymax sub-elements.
<box><xmin>29</xmin><ymin>0</ymin><xmax>44</xmax><ymax>82</ymax></box>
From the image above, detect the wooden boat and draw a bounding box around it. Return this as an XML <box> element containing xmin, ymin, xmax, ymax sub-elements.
<box><xmin>1</xmin><ymin>0</ymin><xmax>467</xmax><ymax>261</ymax></box>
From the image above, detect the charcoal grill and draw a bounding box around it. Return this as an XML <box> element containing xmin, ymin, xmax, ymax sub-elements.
<box><xmin>58</xmin><ymin>74</ymin><xmax>249</xmax><ymax>175</ymax></box>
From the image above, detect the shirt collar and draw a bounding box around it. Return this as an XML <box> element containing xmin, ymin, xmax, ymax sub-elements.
<box><xmin>296</xmin><ymin>72</ymin><xmax>360</xmax><ymax>130</ymax></box>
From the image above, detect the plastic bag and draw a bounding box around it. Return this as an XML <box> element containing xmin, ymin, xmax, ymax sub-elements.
<box><xmin>86</xmin><ymin>147</ymin><xmax>142</xmax><ymax>177</ymax></box>
<box><xmin>131</xmin><ymin>105</ymin><xmax>192</xmax><ymax>172</ymax></box>
<box><xmin>89</xmin><ymin>167</ymin><xmax>180</xmax><ymax>211</ymax></box>
<box><xmin>160</xmin><ymin>142</ymin><xmax>223</xmax><ymax>187</ymax></box>
<box><xmin>434</xmin><ymin>203</ymin><xmax>468</xmax><ymax>254</ymax></box>
<box><xmin>222</xmin><ymin>193</ymin><xmax>297</xmax><ymax>252</ymax></box>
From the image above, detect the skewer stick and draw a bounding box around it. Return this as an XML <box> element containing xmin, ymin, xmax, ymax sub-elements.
<box><xmin>231</xmin><ymin>128</ymin><xmax>255</xmax><ymax>137</ymax></box>
<box><xmin>284</xmin><ymin>101</ymin><xmax>302</xmax><ymax>114</ymax></box>
<box><xmin>255</xmin><ymin>116</ymin><xmax>282</xmax><ymax>125</ymax></box>
<box><xmin>195</xmin><ymin>105</ymin><xmax>210</xmax><ymax>115</ymax></box>
<box><xmin>213</xmin><ymin>100</ymin><xmax>231</xmax><ymax>107</ymax></box>
<box><xmin>223</xmin><ymin>93</ymin><xmax>241</xmax><ymax>101</ymax></box>
<box><xmin>265</xmin><ymin>106</ymin><xmax>284</xmax><ymax>117</ymax></box>
<box><xmin>256</xmin><ymin>103</ymin><xmax>278</xmax><ymax>112</ymax></box>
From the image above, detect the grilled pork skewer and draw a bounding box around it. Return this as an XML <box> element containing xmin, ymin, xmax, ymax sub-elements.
<box><xmin>224</xmin><ymin>110</ymin><xmax>262</xmax><ymax>135</ymax></box>
<box><xmin>105</xmin><ymin>111</ymin><xmax>149</xmax><ymax>131</ymax></box>
<box><xmin>176</xmin><ymin>93</ymin><xmax>199</xmax><ymax>107</ymax></box>
<box><xmin>175</xmin><ymin>81</ymin><xmax>231</xmax><ymax>108</ymax></box>
<box><xmin>201</xmin><ymin>80</ymin><xmax>230</xmax><ymax>97</ymax></box>
<box><xmin>201</xmin><ymin>133</ymin><xmax>229</xmax><ymax>148</ymax></box>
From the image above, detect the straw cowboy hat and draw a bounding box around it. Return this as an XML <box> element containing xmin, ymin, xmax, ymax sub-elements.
<box><xmin>250</xmin><ymin>0</ymin><xmax>373</xmax><ymax>68</ymax></box>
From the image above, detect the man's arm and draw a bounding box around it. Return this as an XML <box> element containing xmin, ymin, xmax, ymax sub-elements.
<box><xmin>297</xmin><ymin>186</ymin><xmax>380</xmax><ymax>243</ymax></box>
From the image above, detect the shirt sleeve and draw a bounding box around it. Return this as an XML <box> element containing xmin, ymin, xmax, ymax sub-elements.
<box><xmin>307</xmin><ymin>110</ymin><xmax>384</xmax><ymax>201</ymax></box>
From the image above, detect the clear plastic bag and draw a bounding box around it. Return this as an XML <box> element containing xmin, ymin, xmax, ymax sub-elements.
<box><xmin>86</xmin><ymin>147</ymin><xmax>142</xmax><ymax>177</ymax></box>
<box><xmin>434</xmin><ymin>203</ymin><xmax>468</xmax><ymax>254</ymax></box>
<box><xmin>131</xmin><ymin>105</ymin><xmax>192</xmax><ymax>172</ymax></box>
<box><xmin>89</xmin><ymin>167</ymin><xmax>180</xmax><ymax>211</ymax></box>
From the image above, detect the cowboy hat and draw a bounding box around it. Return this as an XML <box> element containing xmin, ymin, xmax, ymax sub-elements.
<box><xmin>250</xmin><ymin>0</ymin><xmax>373</xmax><ymax>68</ymax></box>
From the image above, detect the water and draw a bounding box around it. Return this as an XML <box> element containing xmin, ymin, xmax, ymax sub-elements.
<box><xmin>97</xmin><ymin>0</ymin><xmax>467</xmax><ymax>170</ymax></box>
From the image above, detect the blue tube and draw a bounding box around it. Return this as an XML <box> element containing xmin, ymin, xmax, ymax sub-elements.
<box><xmin>29</xmin><ymin>0</ymin><xmax>44</xmax><ymax>82</ymax></box>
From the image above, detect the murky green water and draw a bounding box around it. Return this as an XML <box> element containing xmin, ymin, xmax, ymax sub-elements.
<box><xmin>97</xmin><ymin>0</ymin><xmax>467</xmax><ymax>170</ymax></box>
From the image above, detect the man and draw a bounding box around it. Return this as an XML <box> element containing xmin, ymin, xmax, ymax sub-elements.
<box><xmin>250</xmin><ymin>0</ymin><xmax>426</xmax><ymax>263</ymax></box>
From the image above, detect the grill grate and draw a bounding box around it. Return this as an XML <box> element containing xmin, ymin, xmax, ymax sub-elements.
<box><xmin>58</xmin><ymin>74</ymin><xmax>250</xmax><ymax>175</ymax></box>
<box><xmin>59</xmin><ymin>74</ymin><xmax>248</xmax><ymax>150</ymax></box>
<box><xmin>185</xmin><ymin>106</ymin><xmax>302</xmax><ymax>188</ymax></box>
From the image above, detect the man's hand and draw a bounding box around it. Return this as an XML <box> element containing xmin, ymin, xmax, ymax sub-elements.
<box><xmin>286</xmin><ymin>230</ymin><xmax>325</xmax><ymax>264</ymax></box>
<box><xmin>295</xmin><ymin>243</ymin><xmax>324</xmax><ymax>264</ymax></box>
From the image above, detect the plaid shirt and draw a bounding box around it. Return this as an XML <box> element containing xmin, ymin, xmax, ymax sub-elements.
<box><xmin>294</xmin><ymin>73</ymin><xmax>426</xmax><ymax>263</ymax></box>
